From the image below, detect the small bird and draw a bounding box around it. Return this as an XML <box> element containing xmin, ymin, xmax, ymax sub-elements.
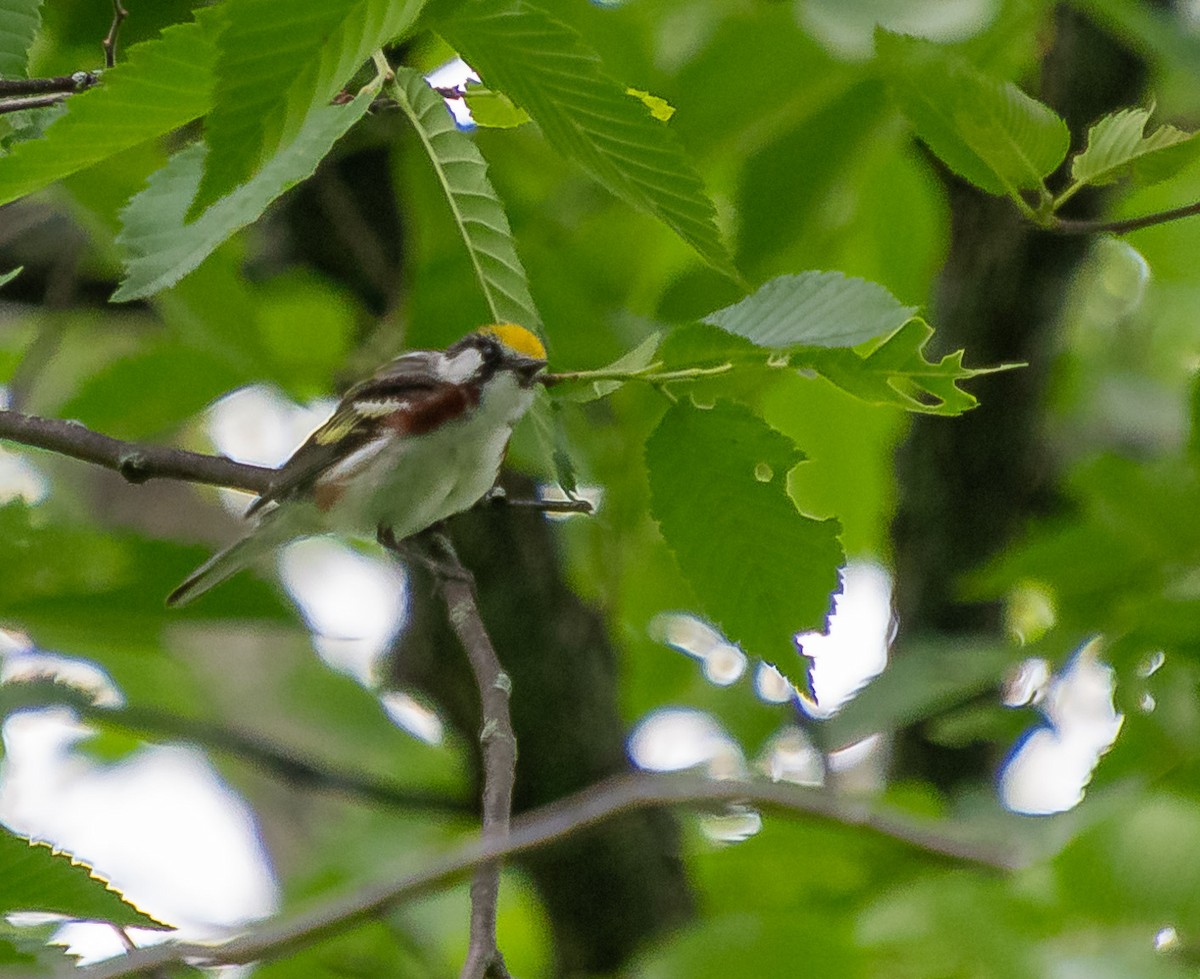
<box><xmin>167</xmin><ymin>323</ymin><xmax>548</xmax><ymax>606</ymax></box>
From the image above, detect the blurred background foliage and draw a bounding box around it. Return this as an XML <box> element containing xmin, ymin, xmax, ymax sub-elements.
<box><xmin>3</xmin><ymin>0</ymin><xmax>1200</xmax><ymax>975</ymax></box>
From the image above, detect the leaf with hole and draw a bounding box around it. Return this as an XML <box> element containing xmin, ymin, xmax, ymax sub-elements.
<box><xmin>645</xmin><ymin>400</ymin><xmax>843</xmax><ymax>691</ymax></box>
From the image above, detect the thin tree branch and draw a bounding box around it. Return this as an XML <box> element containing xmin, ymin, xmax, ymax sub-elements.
<box><xmin>102</xmin><ymin>0</ymin><xmax>128</xmax><ymax>69</ymax></box>
<box><xmin>380</xmin><ymin>529</ymin><xmax>516</xmax><ymax>979</ymax></box>
<box><xmin>0</xmin><ymin>410</ymin><xmax>591</xmax><ymax>518</ymax></box>
<box><xmin>89</xmin><ymin>703</ymin><xmax>474</xmax><ymax>816</ymax></box>
<box><xmin>0</xmin><ymin>93</ymin><xmax>71</xmax><ymax>114</ymax></box>
<box><xmin>0</xmin><ymin>72</ymin><xmax>99</xmax><ymax>96</ymax></box>
<box><xmin>0</xmin><ymin>409</ymin><xmax>275</xmax><ymax>492</ymax></box>
<box><xmin>76</xmin><ymin>772</ymin><xmax>1024</xmax><ymax>979</ymax></box>
<box><xmin>1048</xmin><ymin>198</ymin><xmax>1200</xmax><ymax>236</ymax></box>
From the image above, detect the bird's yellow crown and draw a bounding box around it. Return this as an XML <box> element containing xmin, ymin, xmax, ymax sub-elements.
<box><xmin>480</xmin><ymin>323</ymin><xmax>547</xmax><ymax>362</ymax></box>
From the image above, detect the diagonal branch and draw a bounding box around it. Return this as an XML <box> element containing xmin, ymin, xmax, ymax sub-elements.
<box><xmin>87</xmin><ymin>702</ymin><xmax>473</xmax><ymax>816</ymax></box>
<box><xmin>76</xmin><ymin>771</ymin><xmax>1023</xmax><ymax>979</ymax></box>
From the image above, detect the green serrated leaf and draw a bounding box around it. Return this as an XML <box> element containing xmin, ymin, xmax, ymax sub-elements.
<box><xmin>0</xmin><ymin>0</ymin><xmax>41</xmax><ymax>79</ymax></box>
<box><xmin>114</xmin><ymin>85</ymin><xmax>377</xmax><ymax>301</ymax></box>
<box><xmin>0</xmin><ymin>826</ymin><xmax>165</xmax><ymax>927</ymax></box>
<box><xmin>462</xmin><ymin>86</ymin><xmax>531</xmax><ymax>128</ymax></box>
<box><xmin>876</xmin><ymin>30</ymin><xmax>1068</xmax><ymax>200</ymax></box>
<box><xmin>800</xmin><ymin>320</ymin><xmax>1018</xmax><ymax>416</ymax></box>
<box><xmin>440</xmin><ymin>0</ymin><xmax>739</xmax><ymax>280</ymax></box>
<box><xmin>1070</xmin><ymin>106</ymin><xmax>1200</xmax><ymax>189</ymax></box>
<box><xmin>389</xmin><ymin>65</ymin><xmax>542</xmax><ymax>332</ymax></box>
<box><xmin>704</xmin><ymin>271</ymin><xmax>917</xmax><ymax>349</ymax></box>
<box><xmin>645</xmin><ymin>400</ymin><xmax>843</xmax><ymax>689</ymax></box>
<box><xmin>192</xmin><ymin>0</ymin><xmax>424</xmax><ymax>215</ymax></box>
<box><xmin>0</xmin><ymin>10</ymin><xmax>220</xmax><ymax>207</ymax></box>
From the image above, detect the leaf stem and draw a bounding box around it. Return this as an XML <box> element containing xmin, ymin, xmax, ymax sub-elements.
<box><xmin>542</xmin><ymin>362</ymin><xmax>733</xmax><ymax>387</ymax></box>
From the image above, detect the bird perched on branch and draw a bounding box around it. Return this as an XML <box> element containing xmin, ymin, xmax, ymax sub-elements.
<box><xmin>167</xmin><ymin>323</ymin><xmax>548</xmax><ymax>606</ymax></box>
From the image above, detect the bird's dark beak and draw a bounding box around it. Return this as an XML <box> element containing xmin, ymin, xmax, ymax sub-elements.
<box><xmin>516</xmin><ymin>357</ymin><xmax>548</xmax><ymax>385</ymax></box>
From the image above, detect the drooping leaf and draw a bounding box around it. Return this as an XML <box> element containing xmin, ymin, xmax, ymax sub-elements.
<box><xmin>1070</xmin><ymin>107</ymin><xmax>1200</xmax><ymax>189</ymax></box>
<box><xmin>799</xmin><ymin>319</ymin><xmax>1018</xmax><ymax>416</ymax></box>
<box><xmin>876</xmin><ymin>30</ymin><xmax>1069</xmax><ymax>199</ymax></box>
<box><xmin>0</xmin><ymin>825</ymin><xmax>165</xmax><ymax>927</ymax></box>
<box><xmin>114</xmin><ymin>85</ymin><xmax>378</xmax><ymax>301</ymax></box>
<box><xmin>0</xmin><ymin>0</ymin><xmax>41</xmax><ymax>79</ymax></box>
<box><xmin>389</xmin><ymin>65</ymin><xmax>542</xmax><ymax>332</ymax></box>
<box><xmin>645</xmin><ymin>400</ymin><xmax>843</xmax><ymax>689</ymax></box>
<box><xmin>192</xmin><ymin>0</ymin><xmax>424</xmax><ymax>214</ymax></box>
<box><xmin>0</xmin><ymin>10</ymin><xmax>220</xmax><ymax>207</ymax></box>
<box><xmin>525</xmin><ymin>393</ymin><xmax>578</xmax><ymax>496</ymax></box>
<box><xmin>440</xmin><ymin>0</ymin><xmax>739</xmax><ymax>280</ymax></box>
<box><xmin>704</xmin><ymin>271</ymin><xmax>917</xmax><ymax>349</ymax></box>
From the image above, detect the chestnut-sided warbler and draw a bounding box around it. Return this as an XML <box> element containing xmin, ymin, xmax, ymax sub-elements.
<box><xmin>167</xmin><ymin>323</ymin><xmax>547</xmax><ymax>606</ymax></box>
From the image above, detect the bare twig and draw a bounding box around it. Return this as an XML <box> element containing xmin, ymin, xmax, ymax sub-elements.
<box><xmin>1048</xmin><ymin>199</ymin><xmax>1200</xmax><ymax>236</ymax></box>
<box><xmin>0</xmin><ymin>72</ymin><xmax>99</xmax><ymax>96</ymax></box>
<box><xmin>380</xmin><ymin>529</ymin><xmax>516</xmax><ymax>979</ymax></box>
<box><xmin>102</xmin><ymin>0</ymin><xmax>129</xmax><ymax>69</ymax></box>
<box><xmin>76</xmin><ymin>772</ymin><xmax>1023</xmax><ymax>979</ymax></box>
<box><xmin>0</xmin><ymin>93</ymin><xmax>70</xmax><ymax>114</ymax></box>
<box><xmin>485</xmin><ymin>490</ymin><xmax>592</xmax><ymax>515</ymax></box>
<box><xmin>91</xmin><ymin>703</ymin><xmax>473</xmax><ymax>816</ymax></box>
<box><xmin>0</xmin><ymin>409</ymin><xmax>274</xmax><ymax>492</ymax></box>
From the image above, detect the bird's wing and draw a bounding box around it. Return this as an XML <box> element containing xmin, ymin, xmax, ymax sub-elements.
<box><xmin>245</xmin><ymin>351</ymin><xmax>480</xmax><ymax>517</ymax></box>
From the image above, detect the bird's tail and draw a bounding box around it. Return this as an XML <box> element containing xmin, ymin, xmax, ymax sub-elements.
<box><xmin>167</xmin><ymin>516</ymin><xmax>292</xmax><ymax>607</ymax></box>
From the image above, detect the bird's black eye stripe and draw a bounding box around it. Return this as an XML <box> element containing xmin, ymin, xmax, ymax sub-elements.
<box><xmin>478</xmin><ymin>335</ymin><xmax>502</xmax><ymax>366</ymax></box>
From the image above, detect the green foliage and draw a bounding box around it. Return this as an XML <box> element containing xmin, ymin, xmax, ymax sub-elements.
<box><xmin>191</xmin><ymin>0</ymin><xmax>425</xmax><ymax>214</ymax></box>
<box><xmin>877</xmin><ymin>30</ymin><xmax>1069</xmax><ymax>206</ymax></box>
<box><xmin>115</xmin><ymin>85</ymin><xmax>378</xmax><ymax>301</ymax></box>
<box><xmin>439</xmin><ymin>0</ymin><xmax>738</xmax><ymax>280</ymax></box>
<box><xmin>798</xmin><ymin>320</ymin><xmax>1016</xmax><ymax>415</ymax></box>
<box><xmin>0</xmin><ymin>10</ymin><xmax>219</xmax><ymax>207</ymax></box>
<box><xmin>645</xmin><ymin>400</ymin><xmax>843</xmax><ymax>691</ymax></box>
<box><xmin>0</xmin><ymin>825</ymin><xmax>163</xmax><ymax>927</ymax></box>
<box><xmin>0</xmin><ymin>0</ymin><xmax>41</xmax><ymax>79</ymax></box>
<box><xmin>1069</xmin><ymin>106</ymin><xmax>1200</xmax><ymax>190</ymax></box>
<box><xmin>462</xmin><ymin>86</ymin><xmax>531</xmax><ymax>129</ymax></box>
<box><xmin>389</xmin><ymin>65</ymin><xmax>542</xmax><ymax>331</ymax></box>
<box><xmin>703</xmin><ymin>271</ymin><xmax>917</xmax><ymax>349</ymax></box>
<box><xmin>4</xmin><ymin>0</ymin><xmax>1200</xmax><ymax>974</ymax></box>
